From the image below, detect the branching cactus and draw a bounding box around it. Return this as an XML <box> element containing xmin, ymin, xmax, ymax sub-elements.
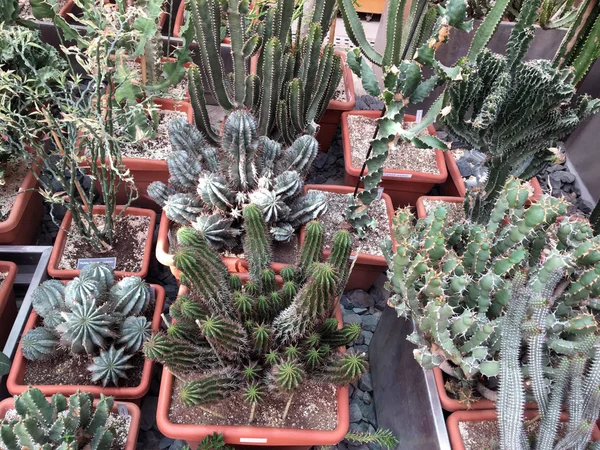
<box><xmin>182</xmin><ymin>0</ymin><xmax>342</xmax><ymax>144</ymax></box>
<box><xmin>439</xmin><ymin>0</ymin><xmax>600</xmax><ymax>223</ymax></box>
<box><xmin>0</xmin><ymin>388</ymin><xmax>116</xmax><ymax>450</ymax></box>
<box><xmin>144</xmin><ymin>211</ymin><xmax>365</xmax><ymax>422</ymax></box>
<box><xmin>383</xmin><ymin>177</ymin><xmax>600</xmax><ymax>404</ymax></box>
<box><xmin>21</xmin><ymin>263</ymin><xmax>153</xmax><ymax>387</ymax></box>
<box><xmin>338</xmin><ymin>0</ymin><xmax>473</xmax><ymax>236</ymax></box>
<box><xmin>148</xmin><ymin>111</ymin><xmax>326</xmax><ymax>246</ymax></box>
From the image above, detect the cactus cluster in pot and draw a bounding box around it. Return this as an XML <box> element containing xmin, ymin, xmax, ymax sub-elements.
<box><xmin>20</xmin><ymin>263</ymin><xmax>153</xmax><ymax>387</ymax></box>
<box><xmin>0</xmin><ymin>388</ymin><xmax>118</xmax><ymax>450</ymax></box>
<box><xmin>382</xmin><ymin>177</ymin><xmax>600</xmax><ymax>405</ymax></box>
<box><xmin>148</xmin><ymin>110</ymin><xmax>327</xmax><ymax>246</ymax></box>
<box><xmin>144</xmin><ymin>204</ymin><xmax>367</xmax><ymax>421</ymax></box>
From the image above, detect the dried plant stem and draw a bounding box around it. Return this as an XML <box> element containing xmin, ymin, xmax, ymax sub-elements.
<box><xmin>249</xmin><ymin>401</ymin><xmax>257</xmax><ymax>423</ymax></box>
<box><xmin>282</xmin><ymin>392</ymin><xmax>295</xmax><ymax>422</ymax></box>
<box><xmin>200</xmin><ymin>406</ymin><xmax>225</xmax><ymax>419</ymax></box>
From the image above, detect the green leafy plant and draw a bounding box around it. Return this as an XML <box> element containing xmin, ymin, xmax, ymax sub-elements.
<box><xmin>144</xmin><ymin>206</ymin><xmax>367</xmax><ymax>422</ymax></box>
<box><xmin>345</xmin><ymin>428</ymin><xmax>400</xmax><ymax>450</ymax></box>
<box><xmin>20</xmin><ymin>263</ymin><xmax>152</xmax><ymax>387</ymax></box>
<box><xmin>0</xmin><ymin>351</ymin><xmax>10</xmax><ymax>377</ymax></box>
<box><xmin>382</xmin><ymin>177</ymin><xmax>600</xmax><ymax>404</ymax></box>
<box><xmin>0</xmin><ymin>387</ymin><xmax>117</xmax><ymax>449</ymax></box>
<box><xmin>147</xmin><ymin>110</ymin><xmax>326</xmax><ymax>246</ymax></box>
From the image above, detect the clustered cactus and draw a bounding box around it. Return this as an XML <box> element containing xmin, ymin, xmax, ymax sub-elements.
<box><xmin>21</xmin><ymin>263</ymin><xmax>153</xmax><ymax>387</ymax></box>
<box><xmin>183</xmin><ymin>0</ymin><xmax>342</xmax><ymax>145</ymax></box>
<box><xmin>148</xmin><ymin>110</ymin><xmax>326</xmax><ymax>246</ymax></box>
<box><xmin>144</xmin><ymin>204</ymin><xmax>367</xmax><ymax>421</ymax></box>
<box><xmin>0</xmin><ymin>387</ymin><xmax>117</xmax><ymax>450</ymax></box>
<box><xmin>383</xmin><ymin>177</ymin><xmax>600</xmax><ymax>407</ymax></box>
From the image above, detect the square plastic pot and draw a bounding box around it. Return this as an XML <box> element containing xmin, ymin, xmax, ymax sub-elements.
<box><xmin>342</xmin><ymin>111</ymin><xmax>448</xmax><ymax>208</ymax></box>
<box><xmin>7</xmin><ymin>284</ymin><xmax>165</xmax><ymax>399</ymax></box>
<box><xmin>0</xmin><ymin>261</ymin><xmax>18</xmax><ymax>350</ymax></box>
<box><xmin>0</xmin><ymin>169</ymin><xmax>43</xmax><ymax>245</ymax></box>
<box><xmin>47</xmin><ymin>205</ymin><xmax>157</xmax><ymax>280</ymax></box>
<box><xmin>0</xmin><ymin>396</ymin><xmax>141</xmax><ymax>450</ymax></box>
<box><xmin>301</xmin><ymin>184</ymin><xmax>396</xmax><ymax>292</ymax></box>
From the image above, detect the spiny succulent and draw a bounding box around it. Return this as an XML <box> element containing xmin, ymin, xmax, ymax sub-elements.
<box><xmin>88</xmin><ymin>345</ymin><xmax>134</xmax><ymax>387</ymax></box>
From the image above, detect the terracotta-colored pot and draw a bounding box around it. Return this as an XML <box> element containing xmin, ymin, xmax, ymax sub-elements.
<box><xmin>0</xmin><ymin>261</ymin><xmax>17</xmax><ymax>349</ymax></box>
<box><xmin>301</xmin><ymin>184</ymin><xmax>396</xmax><ymax>292</ymax></box>
<box><xmin>156</xmin><ymin>212</ymin><xmax>292</xmax><ymax>281</ymax></box>
<box><xmin>7</xmin><ymin>284</ymin><xmax>165</xmax><ymax>399</ymax></box>
<box><xmin>315</xmin><ymin>51</ymin><xmax>356</xmax><ymax>153</ymax></box>
<box><xmin>156</xmin><ymin>277</ymin><xmax>348</xmax><ymax>447</ymax></box>
<box><xmin>0</xmin><ymin>168</ymin><xmax>43</xmax><ymax>245</ymax></box>
<box><xmin>0</xmin><ymin>396</ymin><xmax>141</xmax><ymax>450</ymax></box>
<box><xmin>60</xmin><ymin>0</ymin><xmax>167</xmax><ymax>28</ymax></box>
<box><xmin>416</xmin><ymin>196</ymin><xmax>464</xmax><ymax>220</ymax></box>
<box><xmin>47</xmin><ymin>205</ymin><xmax>157</xmax><ymax>280</ymax></box>
<box><xmin>342</xmin><ymin>111</ymin><xmax>448</xmax><ymax>208</ymax></box>
<box><xmin>447</xmin><ymin>409</ymin><xmax>600</xmax><ymax>450</ymax></box>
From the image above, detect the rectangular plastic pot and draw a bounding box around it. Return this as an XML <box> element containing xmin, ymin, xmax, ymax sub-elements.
<box><xmin>6</xmin><ymin>284</ymin><xmax>165</xmax><ymax>399</ymax></box>
<box><xmin>342</xmin><ymin>111</ymin><xmax>448</xmax><ymax>208</ymax></box>
<box><xmin>301</xmin><ymin>184</ymin><xmax>396</xmax><ymax>292</ymax></box>
<box><xmin>0</xmin><ymin>396</ymin><xmax>141</xmax><ymax>450</ymax></box>
<box><xmin>446</xmin><ymin>410</ymin><xmax>600</xmax><ymax>450</ymax></box>
<box><xmin>0</xmin><ymin>169</ymin><xmax>43</xmax><ymax>245</ymax></box>
<box><xmin>0</xmin><ymin>262</ymin><xmax>18</xmax><ymax>350</ymax></box>
<box><xmin>47</xmin><ymin>205</ymin><xmax>157</xmax><ymax>280</ymax></box>
<box><xmin>315</xmin><ymin>51</ymin><xmax>356</xmax><ymax>153</ymax></box>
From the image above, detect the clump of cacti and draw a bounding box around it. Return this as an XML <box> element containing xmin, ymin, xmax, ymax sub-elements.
<box><xmin>21</xmin><ymin>263</ymin><xmax>153</xmax><ymax>387</ymax></box>
<box><xmin>148</xmin><ymin>110</ymin><xmax>326</xmax><ymax>247</ymax></box>
<box><xmin>382</xmin><ymin>177</ymin><xmax>600</xmax><ymax>404</ymax></box>
<box><xmin>0</xmin><ymin>387</ymin><xmax>117</xmax><ymax>449</ymax></box>
<box><xmin>144</xmin><ymin>204</ymin><xmax>367</xmax><ymax>421</ymax></box>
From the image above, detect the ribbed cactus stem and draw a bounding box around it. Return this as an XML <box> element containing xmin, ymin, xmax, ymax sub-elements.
<box><xmin>243</xmin><ymin>204</ymin><xmax>273</xmax><ymax>284</ymax></box>
<box><xmin>297</xmin><ymin>220</ymin><xmax>323</xmax><ymax>280</ymax></box>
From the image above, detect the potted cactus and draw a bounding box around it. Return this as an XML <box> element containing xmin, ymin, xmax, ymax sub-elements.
<box><xmin>150</xmin><ymin>110</ymin><xmax>327</xmax><ymax>278</ymax></box>
<box><xmin>7</xmin><ymin>263</ymin><xmax>166</xmax><ymax>399</ymax></box>
<box><xmin>0</xmin><ymin>387</ymin><xmax>141</xmax><ymax>450</ymax></box>
<box><xmin>147</xmin><ymin>204</ymin><xmax>366</xmax><ymax>446</ymax></box>
<box><xmin>382</xmin><ymin>177</ymin><xmax>600</xmax><ymax>412</ymax></box>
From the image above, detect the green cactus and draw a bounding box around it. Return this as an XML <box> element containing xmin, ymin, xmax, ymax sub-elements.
<box><xmin>108</xmin><ymin>276</ymin><xmax>150</xmax><ymax>316</ymax></box>
<box><xmin>243</xmin><ymin>203</ymin><xmax>273</xmax><ymax>284</ymax></box>
<box><xmin>118</xmin><ymin>316</ymin><xmax>151</xmax><ymax>352</ymax></box>
<box><xmin>319</xmin><ymin>351</ymin><xmax>369</xmax><ymax>385</ymax></box>
<box><xmin>0</xmin><ymin>388</ymin><xmax>115</xmax><ymax>450</ymax></box>
<box><xmin>20</xmin><ymin>327</ymin><xmax>59</xmax><ymax>361</ymax></box>
<box><xmin>57</xmin><ymin>299</ymin><xmax>115</xmax><ymax>354</ymax></box>
<box><xmin>88</xmin><ymin>346</ymin><xmax>134</xmax><ymax>387</ymax></box>
<box><xmin>31</xmin><ymin>279</ymin><xmax>66</xmax><ymax>317</ymax></box>
<box><xmin>297</xmin><ymin>220</ymin><xmax>323</xmax><ymax>281</ymax></box>
<box><xmin>179</xmin><ymin>369</ymin><xmax>240</xmax><ymax>407</ymax></box>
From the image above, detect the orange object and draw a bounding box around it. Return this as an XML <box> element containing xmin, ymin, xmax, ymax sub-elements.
<box><xmin>0</xmin><ymin>169</ymin><xmax>43</xmax><ymax>245</ymax></box>
<box><xmin>0</xmin><ymin>261</ymin><xmax>17</xmax><ymax>349</ymax></box>
<box><xmin>342</xmin><ymin>111</ymin><xmax>448</xmax><ymax>208</ymax></box>
<box><xmin>416</xmin><ymin>195</ymin><xmax>463</xmax><ymax>219</ymax></box>
<box><xmin>0</xmin><ymin>396</ymin><xmax>141</xmax><ymax>450</ymax></box>
<box><xmin>7</xmin><ymin>284</ymin><xmax>165</xmax><ymax>399</ymax></box>
<box><xmin>47</xmin><ymin>205</ymin><xmax>157</xmax><ymax>280</ymax></box>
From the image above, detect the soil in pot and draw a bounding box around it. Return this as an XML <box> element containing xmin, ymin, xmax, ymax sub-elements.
<box><xmin>0</xmin><ymin>160</ymin><xmax>28</xmax><ymax>222</ymax></box>
<box><xmin>347</xmin><ymin>115</ymin><xmax>438</xmax><ymax>174</ymax></box>
<box><xmin>332</xmin><ymin>77</ymin><xmax>346</xmax><ymax>102</ymax></box>
<box><xmin>169</xmin><ymin>377</ymin><xmax>337</xmax><ymax>430</ymax></box>
<box><xmin>0</xmin><ymin>270</ymin><xmax>8</xmax><ymax>287</ymax></box>
<box><xmin>126</xmin><ymin>60</ymin><xmax>188</xmax><ymax>100</ymax></box>
<box><xmin>120</xmin><ymin>108</ymin><xmax>187</xmax><ymax>159</ymax></box>
<box><xmin>422</xmin><ymin>199</ymin><xmax>465</xmax><ymax>224</ymax></box>
<box><xmin>58</xmin><ymin>214</ymin><xmax>150</xmax><ymax>272</ymax></box>
<box><xmin>309</xmin><ymin>190</ymin><xmax>390</xmax><ymax>257</ymax></box>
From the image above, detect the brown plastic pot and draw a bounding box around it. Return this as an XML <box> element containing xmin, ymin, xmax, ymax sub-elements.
<box><xmin>60</xmin><ymin>0</ymin><xmax>167</xmax><ymax>28</ymax></box>
<box><xmin>0</xmin><ymin>396</ymin><xmax>141</xmax><ymax>450</ymax></box>
<box><xmin>47</xmin><ymin>205</ymin><xmax>157</xmax><ymax>280</ymax></box>
<box><xmin>342</xmin><ymin>111</ymin><xmax>448</xmax><ymax>208</ymax></box>
<box><xmin>156</xmin><ymin>212</ymin><xmax>293</xmax><ymax>281</ymax></box>
<box><xmin>301</xmin><ymin>184</ymin><xmax>396</xmax><ymax>292</ymax></box>
<box><xmin>315</xmin><ymin>51</ymin><xmax>356</xmax><ymax>153</ymax></box>
<box><xmin>156</xmin><ymin>278</ymin><xmax>349</xmax><ymax>447</ymax></box>
<box><xmin>0</xmin><ymin>168</ymin><xmax>43</xmax><ymax>245</ymax></box>
<box><xmin>0</xmin><ymin>261</ymin><xmax>17</xmax><ymax>349</ymax></box>
<box><xmin>7</xmin><ymin>284</ymin><xmax>165</xmax><ymax>399</ymax></box>
<box><xmin>447</xmin><ymin>409</ymin><xmax>600</xmax><ymax>450</ymax></box>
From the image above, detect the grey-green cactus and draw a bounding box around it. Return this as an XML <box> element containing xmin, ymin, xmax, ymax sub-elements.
<box><xmin>0</xmin><ymin>388</ymin><xmax>115</xmax><ymax>450</ymax></box>
<box><xmin>148</xmin><ymin>112</ymin><xmax>326</xmax><ymax>247</ymax></box>
<box><xmin>20</xmin><ymin>265</ymin><xmax>153</xmax><ymax>387</ymax></box>
<box><xmin>383</xmin><ymin>177</ymin><xmax>600</xmax><ymax>405</ymax></box>
<box><xmin>144</xmin><ymin>214</ymin><xmax>364</xmax><ymax>417</ymax></box>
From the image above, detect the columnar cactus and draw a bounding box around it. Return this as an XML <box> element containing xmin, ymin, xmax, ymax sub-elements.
<box><xmin>0</xmin><ymin>388</ymin><xmax>116</xmax><ymax>450</ymax></box>
<box><xmin>144</xmin><ymin>211</ymin><xmax>366</xmax><ymax>421</ymax></box>
<box><xmin>383</xmin><ymin>177</ymin><xmax>600</xmax><ymax>404</ymax></box>
<box><xmin>20</xmin><ymin>263</ymin><xmax>153</xmax><ymax>387</ymax></box>
<box><xmin>148</xmin><ymin>112</ymin><xmax>326</xmax><ymax>246</ymax></box>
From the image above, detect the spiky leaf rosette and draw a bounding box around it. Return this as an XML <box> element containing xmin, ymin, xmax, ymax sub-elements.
<box><xmin>20</xmin><ymin>327</ymin><xmax>59</xmax><ymax>360</ymax></box>
<box><xmin>242</xmin><ymin>361</ymin><xmax>261</xmax><ymax>380</ymax></box>
<box><xmin>32</xmin><ymin>279</ymin><xmax>67</xmax><ymax>318</ymax></box>
<box><xmin>243</xmin><ymin>203</ymin><xmax>273</xmax><ymax>284</ymax></box>
<box><xmin>118</xmin><ymin>316</ymin><xmax>151</xmax><ymax>352</ymax></box>
<box><xmin>305</xmin><ymin>348</ymin><xmax>325</xmax><ymax>371</ymax></box>
<box><xmin>268</xmin><ymin>359</ymin><xmax>304</xmax><ymax>394</ymax></box>
<box><xmin>56</xmin><ymin>299</ymin><xmax>114</xmax><ymax>354</ymax></box>
<box><xmin>245</xmin><ymin>381</ymin><xmax>264</xmax><ymax>404</ymax></box>
<box><xmin>319</xmin><ymin>351</ymin><xmax>368</xmax><ymax>385</ymax></box>
<box><xmin>198</xmin><ymin>315</ymin><xmax>249</xmax><ymax>362</ymax></box>
<box><xmin>180</xmin><ymin>369</ymin><xmax>240</xmax><ymax>407</ymax></box>
<box><xmin>80</xmin><ymin>262</ymin><xmax>115</xmax><ymax>294</ymax></box>
<box><xmin>108</xmin><ymin>276</ymin><xmax>150</xmax><ymax>316</ymax></box>
<box><xmin>88</xmin><ymin>346</ymin><xmax>134</xmax><ymax>387</ymax></box>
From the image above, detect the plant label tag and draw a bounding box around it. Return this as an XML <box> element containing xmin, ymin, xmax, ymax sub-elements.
<box><xmin>76</xmin><ymin>257</ymin><xmax>117</xmax><ymax>270</ymax></box>
<box><xmin>117</xmin><ymin>403</ymin><xmax>129</xmax><ymax>417</ymax></box>
<box><xmin>240</xmin><ymin>438</ymin><xmax>268</xmax><ymax>443</ymax></box>
<box><xmin>150</xmin><ymin>285</ymin><xmax>156</xmax><ymax>302</ymax></box>
<box><xmin>349</xmin><ymin>255</ymin><xmax>356</xmax><ymax>261</ymax></box>
<box><xmin>376</xmin><ymin>187</ymin><xmax>384</xmax><ymax>200</ymax></box>
<box><xmin>383</xmin><ymin>172</ymin><xmax>413</xmax><ymax>178</ymax></box>
<box><xmin>167</xmin><ymin>229</ymin><xmax>173</xmax><ymax>245</ymax></box>
<box><xmin>416</xmin><ymin>109</ymin><xmax>423</xmax><ymax>123</ymax></box>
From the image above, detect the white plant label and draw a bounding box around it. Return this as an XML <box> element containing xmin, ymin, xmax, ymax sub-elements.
<box><xmin>240</xmin><ymin>438</ymin><xmax>268</xmax><ymax>443</ymax></box>
<box><xmin>117</xmin><ymin>403</ymin><xmax>129</xmax><ymax>417</ymax></box>
<box><xmin>384</xmin><ymin>172</ymin><xmax>413</xmax><ymax>178</ymax></box>
<box><xmin>416</xmin><ymin>109</ymin><xmax>423</xmax><ymax>123</ymax></box>
<box><xmin>376</xmin><ymin>187</ymin><xmax>384</xmax><ymax>200</ymax></box>
<box><xmin>76</xmin><ymin>257</ymin><xmax>117</xmax><ymax>269</ymax></box>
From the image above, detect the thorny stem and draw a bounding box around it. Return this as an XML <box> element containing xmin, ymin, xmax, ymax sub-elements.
<box><xmin>282</xmin><ymin>392</ymin><xmax>294</xmax><ymax>422</ymax></box>
<box><xmin>195</xmin><ymin>319</ymin><xmax>225</xmax><ymax>367</ymax></box>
